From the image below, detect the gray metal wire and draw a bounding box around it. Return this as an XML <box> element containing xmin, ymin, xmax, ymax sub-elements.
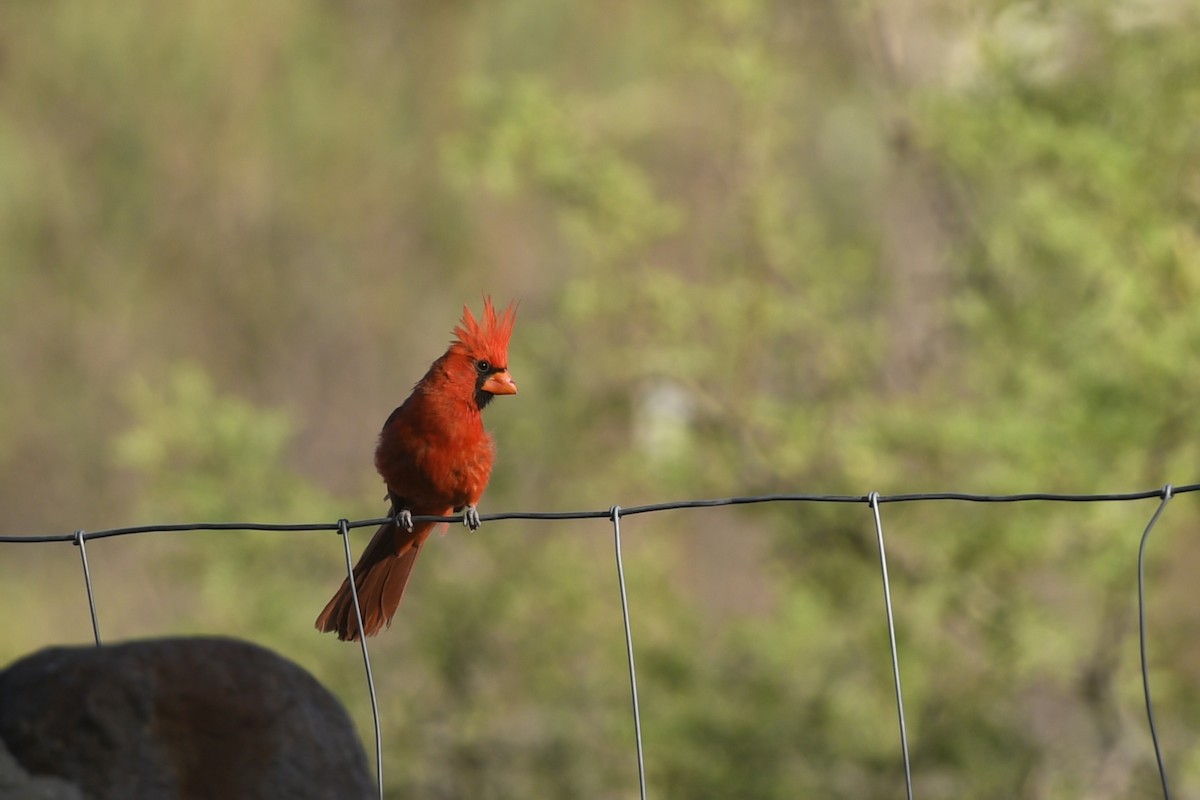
<box><xmin>611</xmin><ymin>506</ymin><xmax>648</xmax><ymax>800</ymax></box>
<box><xmin>7</xmin><ymin>485</ymin><xmax>1200</xmax><ymax>544</ymax></box>
<box><xmin>1138</xmin><ymin>485</ymin><xmax>1174</xmax><ymax>800</ymax></box>
<box><xmin>5</xmin><ymin>482</ymin><xmax>1197</xmax><ymax>800</ymax></box>
<box><xmin>72</xmin><ymin>529</ymin><xmax>102</xmax><ymax>647</ymax></box>
<box><xmin>336</xmin><ymin>518</ymin><xmax>384</xmax><ymax>800</ymax></box>
<box><xmin>868</xmin><ymin>492</ymin><xmax>914</xmax><ymax>800</ymax></box>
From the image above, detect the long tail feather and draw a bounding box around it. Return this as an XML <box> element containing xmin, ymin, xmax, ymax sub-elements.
<box><xmin>315</xmin><ymin>519</ymin><xmax>435</xmax><ymax>641</ymax></box>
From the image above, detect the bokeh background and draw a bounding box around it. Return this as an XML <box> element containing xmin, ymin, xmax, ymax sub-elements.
<box><xmin>2</xmin><ymin>1</ymin><xmax>1200</xmax><ymax>797</ymax></box>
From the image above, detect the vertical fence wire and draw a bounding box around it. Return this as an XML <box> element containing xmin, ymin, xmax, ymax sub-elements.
<box><xmin>868</xmin><ymin>493</ymin><xmax>914</xmax><ymax>800</ymax></box>
<box><xmin>611</xmin><ymin>506</ymin><xmax>648</xmax><ymax>800</ymax></box>
<box><xmin>72</xmin><ymin>529</ymin><xmax>102</xmax><ymax>647</ymax></box>
<box><xmin>336</xmin><ymin>518</ymin><xmax>384</xmax><ymax>800</ymax></box>
<box><xmin>1138</xmin><ymin>485</ymin><xmax>1174</xmax><ymax>800</ymax></box>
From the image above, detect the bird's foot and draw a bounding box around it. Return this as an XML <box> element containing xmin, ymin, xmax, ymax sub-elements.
<box><xmin>396</xmin><ymin>509</ymin><xmax>414</xmax><ymax>532</ymax></box>
<box><xmin>462</xmin><ymin>504</ymin><xmax>481</xmax><ymax>531</ymax></box>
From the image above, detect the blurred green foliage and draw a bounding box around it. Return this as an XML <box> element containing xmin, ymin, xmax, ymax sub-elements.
<box><xmin>2</xmin><ymin>0</ymin><xmax>1199</xmax><ymax>797</ymax></box>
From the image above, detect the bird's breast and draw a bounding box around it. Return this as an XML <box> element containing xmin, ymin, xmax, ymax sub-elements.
<box><xmin>425</xmin><ymin>435</ymin><xmax>495</xmax><ymax>505</ymax></box>
<box><xmin>376</xmin><ymin>417</ymin><xmax>495</xmax><ymax>509</ymax></box>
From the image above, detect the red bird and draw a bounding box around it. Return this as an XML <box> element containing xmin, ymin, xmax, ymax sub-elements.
<box><xmin>316</xmin><ymin>297</ymin><xmax>518</xmax><ymax>640</ymax></box>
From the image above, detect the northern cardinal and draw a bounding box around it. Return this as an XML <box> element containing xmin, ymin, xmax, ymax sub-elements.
<box><xmin>316</xmin><ymin>297</ymin><xmax>517</xmax><ymax>640</ymax></box>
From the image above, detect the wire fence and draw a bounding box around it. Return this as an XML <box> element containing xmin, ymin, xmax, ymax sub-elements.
<box><xmin>2</xmin><ymin>483</ymin><xmax>1197</xmax><ymax>800</ymax></box>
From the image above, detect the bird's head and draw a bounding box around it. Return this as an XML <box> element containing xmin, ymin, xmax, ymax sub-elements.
<box><xmin>448</xmin><ymin>296</ymin><xmax>518</xmax><ymax>409</ymax></box>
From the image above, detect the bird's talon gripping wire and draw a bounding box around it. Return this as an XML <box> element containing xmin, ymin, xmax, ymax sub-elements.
<box><xmin>463</xmin><ymin>505</ymin><xmax>481</xmax><ymax>531</ymax></box>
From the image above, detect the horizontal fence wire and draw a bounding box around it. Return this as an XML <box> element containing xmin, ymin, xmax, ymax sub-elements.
<box><xmin>2</xmin><ymin>483</ymin><xmax>1196</xmax><ymax>800</ymax></box>
<box><xmin>7</xmin><ymin>484</ymin><xmax>1200</xmax><ymax>544</ymax></box>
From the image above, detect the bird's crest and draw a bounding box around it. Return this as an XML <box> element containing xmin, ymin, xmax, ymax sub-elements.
<box><xmin>452</xmin><ymin>296</ymin><xmax>517</xmax><ymax>364</ymax></box>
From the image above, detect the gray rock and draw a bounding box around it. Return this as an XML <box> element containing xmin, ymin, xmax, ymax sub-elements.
<box><xmin>0</xmin><ymin>738</ymin><xmax>85</xmax><ymax>800</ymax></box>
<box><xmin>0</xmin><ymin>637</ymin><xmax>374</xmax><ymax>800</ymax></box>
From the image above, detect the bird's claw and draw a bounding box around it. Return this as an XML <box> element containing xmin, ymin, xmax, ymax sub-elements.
<box><xmin>396</xmin><ymin>509</ymin><xmax>414</xmax><ymax>532</ymax></box>
<box><xmin>463</xmin><ymin>505</ymin><xmax>481</xmax><ymax>531</ymax></box>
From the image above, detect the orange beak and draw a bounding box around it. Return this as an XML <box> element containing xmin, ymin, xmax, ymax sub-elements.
<box><xmin>482</xmin><ymin>370</ymin><xmax>518</xmax><ymax>395</ymax></box>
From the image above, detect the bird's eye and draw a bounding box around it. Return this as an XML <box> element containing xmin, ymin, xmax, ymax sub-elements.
<box><xmin>475</xmin><ymin>359</ymin><xmax>491</xmax><ymax>374</ymax></box>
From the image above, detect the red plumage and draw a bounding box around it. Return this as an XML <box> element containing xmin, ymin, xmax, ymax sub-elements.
<box><xmin>316</xmin><ymin>297</ymin><xmax>518</xmax><ymax>641</ymax></box>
